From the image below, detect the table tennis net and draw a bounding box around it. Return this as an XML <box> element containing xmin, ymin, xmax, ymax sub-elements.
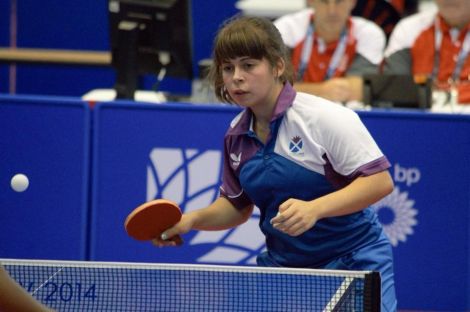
<box><xmin>2</xmin><ymin>259</ymin><xmax>381</xmax><ymax>311</ymax></box>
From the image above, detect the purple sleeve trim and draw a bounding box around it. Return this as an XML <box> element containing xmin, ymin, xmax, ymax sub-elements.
<box><xmin>324</xmin><ymin>155</ymin><xmax>391</xmax><ymax>189</ymax></box>
<box><xmin>350</xmin><ymin>156</ymin><xmax>391</xmax><ymax>178</ymax></box>
<box><xmin>219</xmin><ymin>191</ymin><xmax>253</xmax><ymax>210</ymax></box>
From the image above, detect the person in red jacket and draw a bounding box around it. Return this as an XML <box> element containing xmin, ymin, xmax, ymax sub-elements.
<box><xmin>384</xmin><ymin>0</ymin><xmax>470</xmax><ymax>104</ymax></box>
<box><xmin>274</xmin><ymin>0</ymin><xmax>386</xmax><ymax>103</ymax></box>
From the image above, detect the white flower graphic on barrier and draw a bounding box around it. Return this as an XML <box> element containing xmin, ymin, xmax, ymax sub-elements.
<box><xmin>371</xmin><ymin>187</ymin><xmax>418</xmax><ymax>247</ymax></box>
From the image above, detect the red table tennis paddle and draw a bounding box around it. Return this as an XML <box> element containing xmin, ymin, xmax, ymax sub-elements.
<box><xmin>124</xmin><ymin>199</ymin><xmax>183</xmax><ymax>245</ymax></box>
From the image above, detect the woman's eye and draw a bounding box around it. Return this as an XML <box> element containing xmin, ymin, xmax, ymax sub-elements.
<box><xmin>222</xmin><ymin>65</ymin><xmax>233</xmax><ymax>72</ymax></box>
<box><xmin>243</xmin><ymin>63</ymin><xmax>254</xmax><ymax>70</ymax></box>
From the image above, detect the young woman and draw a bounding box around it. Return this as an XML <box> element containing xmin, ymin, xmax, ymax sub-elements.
<box><xmin>153</xmin><ymin>15</ymin><xmax>397</xmax><ymax>311</ymax></box>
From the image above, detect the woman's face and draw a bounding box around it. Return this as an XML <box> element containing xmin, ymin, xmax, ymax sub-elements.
<box><xmin>436</xmin><ymin>0</ymin><xmax>470</xmax><ymax>29</ymax></box>
<box><xmin>221</xmin><ymin>56</ymin><xmax>284</xmax><ymax>110</ymax></box>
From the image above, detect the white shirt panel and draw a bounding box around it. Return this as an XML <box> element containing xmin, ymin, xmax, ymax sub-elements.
<box><xmin>274</xmin><ymin>92</ymin><xmax>384</xmax><ymax>176</ymax></box>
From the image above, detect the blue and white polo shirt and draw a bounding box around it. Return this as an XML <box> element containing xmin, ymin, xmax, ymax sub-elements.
<box><xmin>219</xmin><ymin>83</ymin><xmax>390</xmax><ymax>267</ymax></box>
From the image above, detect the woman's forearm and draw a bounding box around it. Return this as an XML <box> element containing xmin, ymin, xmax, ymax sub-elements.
<box><xmin>315</xmin><ymin>170</ymin><xmax>394</xmax><ymax>219</ymax></box>
<box><xmin>189</xmin><ymin>197</ymin><xmax>254</xmax><ymax>231</ymax></box>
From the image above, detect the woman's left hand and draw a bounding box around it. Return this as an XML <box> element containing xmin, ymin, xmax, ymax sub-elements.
<box><xmin>270</xmin><ymin>198</ymin><xmax>319</xmax><ymax>236</ymax></box>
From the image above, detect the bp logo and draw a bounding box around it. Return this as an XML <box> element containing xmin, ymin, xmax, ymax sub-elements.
<box><xmin>371</xmin><ymin>187</ymin><xmax>418</xmax><ymax>247</ymax></box>
<box><xmin>147</xmin><ymin>147</ymin><xmax>265</xmax><ymax>265</ymax></box>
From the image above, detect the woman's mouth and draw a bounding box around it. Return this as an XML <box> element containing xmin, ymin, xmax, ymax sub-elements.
<box><xmin>233</xmin><ymin>89</ymin><xmax>247</xmax><ymax>95</ymax></box>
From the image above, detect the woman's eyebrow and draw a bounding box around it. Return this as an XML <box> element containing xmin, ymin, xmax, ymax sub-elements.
<box><xmin>222</xmin><ymin>56</ymin><xmax>252</xmax><ymax>63</ymax></box>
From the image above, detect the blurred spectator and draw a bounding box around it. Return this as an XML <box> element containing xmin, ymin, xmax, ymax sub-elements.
<box><xmin>274</xmin><ymin>0</ymin><xmax>386</xmax><ymax>103</ymax></box>
<box><xmin>383</xmin><ymin>0</ymin><xmax>470</xmax><ymax>104</ymax></box>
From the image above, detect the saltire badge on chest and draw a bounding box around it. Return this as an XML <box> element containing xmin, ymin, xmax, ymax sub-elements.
<box><xmin>289</xmin><ymin>136</ymin><xmax>304</xmax><ymax>155</ymax></box>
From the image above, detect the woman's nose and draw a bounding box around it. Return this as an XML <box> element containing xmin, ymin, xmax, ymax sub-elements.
<box><xmin>233</xmin><ymin>66</ymin><xmax>244</xmax><ymax>82</ymax></box>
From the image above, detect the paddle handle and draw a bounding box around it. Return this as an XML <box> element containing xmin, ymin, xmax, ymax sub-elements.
<box><xmin>170</xmin><ymin>235</ymin><xmax>184</xmax><ymax>246</ymax></box>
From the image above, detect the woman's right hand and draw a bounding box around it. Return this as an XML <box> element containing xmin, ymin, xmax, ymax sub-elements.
<box><xmin>152</xmin><ymin>213</ymin><xmax>195</xmax><ymax>247</ymax></box>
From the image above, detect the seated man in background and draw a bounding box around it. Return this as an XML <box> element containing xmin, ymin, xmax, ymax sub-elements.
<box><xmin>383</xmin><ymin>0</ymin><xmax>470</xmax><ymax>104</ymax></box>
<box><xmin>274</xmin><ymin>0</ymin><xmax>386</xmax><ymax>103</ymax></box>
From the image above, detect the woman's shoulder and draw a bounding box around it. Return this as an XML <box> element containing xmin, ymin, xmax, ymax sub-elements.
<box><xmin>293</xmin><ymin>92</ymin><xmax>357</xmax><ymax>115</ymax></box>
<box><xmin>289</xmin><ymin>92</ymin><xmax>360</xmax><ymax>128</ymax></box>
<box><xmin>224</xmin><ymin>108</ymin><xmax>250</xmax><ymax>137</ymax></box>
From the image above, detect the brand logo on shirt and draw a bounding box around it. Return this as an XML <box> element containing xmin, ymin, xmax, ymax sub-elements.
<box><xmin>289</xmin><ymin>136</ymin><xmax>304</xmax><ymax>155</ymax></box>
<box><xmin>230</xmin><ymin>152</ymin><xmax>241</xmax><ymax>168</ymax></box>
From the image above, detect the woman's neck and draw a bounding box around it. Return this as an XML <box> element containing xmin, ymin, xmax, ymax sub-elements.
<box><xmin>254</xmin><ymin>117</ymin><xmax>271</xmax><ymax>144</ymax></box>
<box><xmin>251</xmin><ymin>83</ymin><xmax>283</xmax><ymax>123</ymax></box>
<box><xmin>251</xmin><ymin>82</ymin><xmax>284</xmax><ymax>143</ymax></box>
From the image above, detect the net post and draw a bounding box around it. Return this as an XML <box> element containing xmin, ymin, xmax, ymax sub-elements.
<box><xmin>364</xmin><ymin>271</ymin><xmax>381</xmax><ymax>312</ymax></box>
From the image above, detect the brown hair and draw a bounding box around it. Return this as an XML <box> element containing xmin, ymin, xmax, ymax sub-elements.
<box><xmin>206</xmin><ymin>15</ymin><xmax>294</xmax><ymax>104</ymax></box>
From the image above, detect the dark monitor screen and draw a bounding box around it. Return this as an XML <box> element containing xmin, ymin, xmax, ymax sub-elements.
<box><xmin>108</xmin><ymin>0</ymin><xmax>193</xmax><ymax>99</ymax></box>
<box><xmin>362</xmin><ymin>74</ymin><xmax>432</xmax><ymax>109</ymax></box>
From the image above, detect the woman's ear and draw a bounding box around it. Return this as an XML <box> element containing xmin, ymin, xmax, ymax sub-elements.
<box><xmin>274</xmin><ymin>58</ymin><xmax>286</xmax><ymax>79</ymax></box>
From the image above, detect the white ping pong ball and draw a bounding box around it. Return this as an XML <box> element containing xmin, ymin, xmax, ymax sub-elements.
<box><xmin>10</xmin><ymin>174</ymin><xmax>29</xmax><ymax>192</ymax></box>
